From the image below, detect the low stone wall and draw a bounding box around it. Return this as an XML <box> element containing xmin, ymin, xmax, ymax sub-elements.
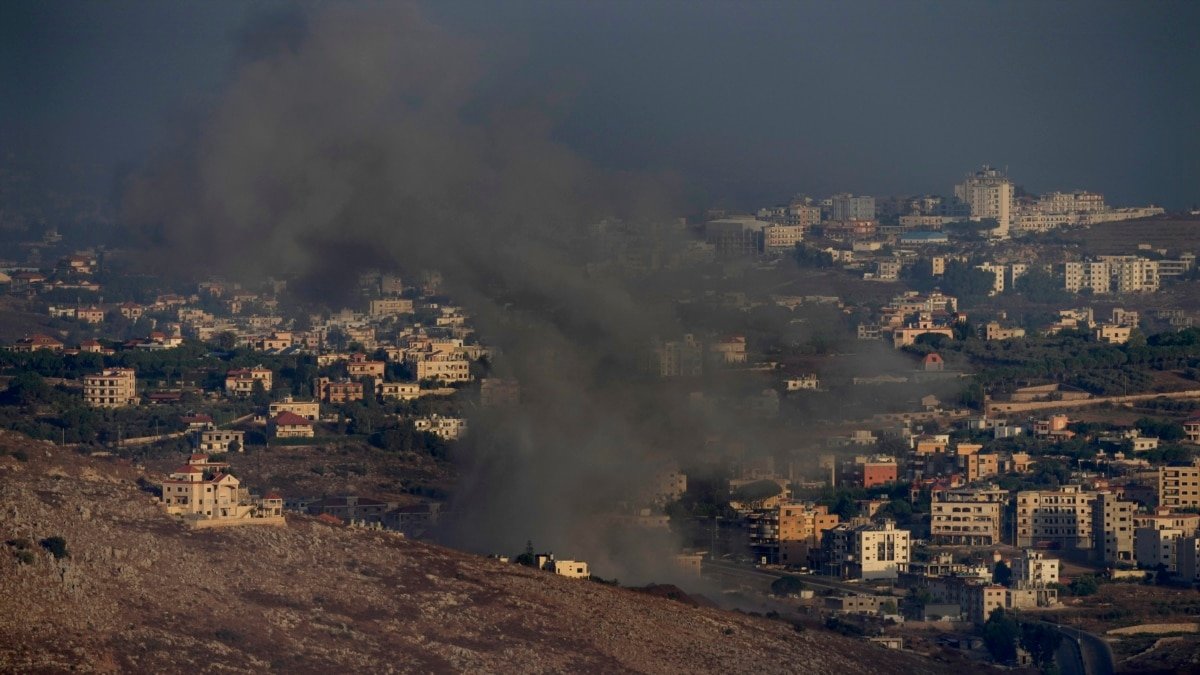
<box><xmin>1106</xmin><ymin>623</ymin><xmax>1200</xmax><ymax>636</ymax></box>
<box><xmin>986</xmin><ymin>389</ymin><xmax>1200</xmax><ymax>415</ymax></box>
<box><xmin>190</xmin><ymin>516</ymin><xmax>286</xmax><ymax>530</ymax></box>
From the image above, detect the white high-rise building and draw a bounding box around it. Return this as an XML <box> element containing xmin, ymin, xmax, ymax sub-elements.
<box><xmin>955</xmin><ymin>166</ymin><xmax>1014</xmax><ymax>239</ymax></box>
<box><xmin>828</xmin><ymin>193</ymin><xmax>876</xmax><ymax>221</ymax></box>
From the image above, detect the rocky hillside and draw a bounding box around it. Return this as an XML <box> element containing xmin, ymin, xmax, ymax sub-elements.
<box><xmin>0</xmin><ymin>432</ymin><xmax>951</xmax><ymax>673</ymax></box>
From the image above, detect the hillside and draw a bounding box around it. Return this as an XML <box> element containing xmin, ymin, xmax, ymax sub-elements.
<box><xmin>0</xmin><ymin>432</ymin><xmax>953</xmax><ymax>674</ymax></box>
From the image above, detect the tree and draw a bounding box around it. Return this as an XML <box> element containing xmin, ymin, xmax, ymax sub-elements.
<box><xmin>514</xmin><ymin>540</ymin><xmax>536</xmax><ymax>567</ymax></box>
<box><xmin>879</xmin><ymin>600</ymin><xmax>898</xmax><ymax>615</ymax></box>
<box><xmin>982</xmin><ymin>607</ymin><xmax>1020</xmax><ymax>664</ymax></box>
<box><xmin>993</xmin><ymin>561</ymin><xmax>1012</xmax><ymax>587</ymax></box>
<box><xmin>1068</xmin><ymin>574</ymin><xmax>1099</xmax><ymax>596</ymax></box>
<box><xmin>1020</xmin><ymin>622</ymin><xmax>1063</xmax><ymax>668</ymax></box>
<box><xmin>770</xmin><ymin>575</ymin><xmax>804</xmax><ymax>597</ymax></box>
<box><xmin>39</xmin><ymin>536</ymin><xmax>69</xmax><ymax>560</ymax></box>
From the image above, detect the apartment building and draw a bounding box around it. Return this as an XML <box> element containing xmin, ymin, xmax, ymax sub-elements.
<box><xmin>1092</xmin><ymin>492</ymin><xmax>1136</xmax><ymax>564</ymax></box>
<box><xmin>1011</xmin><ymin>550</ymin><xmax>1060</xmax><ymax>587</ymax></box>
<box><xmin>829</xmin><ymin>194</ymin><xmax>876</xmax><ymax>221</ymax></box>
<box><xmin>378</xmin><ymin>381</ymin><xmax>421</xmax><ymax>401</ymax></box>
<box><xmin>83</xmin><ymin>368</ymin><xmax>138</xmax><ymax>408</ymax></box>
<box><xmin>1016</xmin><ymin>486</ymin><xmax>1095</xmax><ymax>550</ymax></box>
<box><xmin>368</xmin><ymin>298</ymin><xmax>414</xmax><ymax>317</ymax></box>
<box><xmin>1158</xmin><ymin>463</ymin><xmax>1200</xmax><ymax>509</ymax></box>
<box><xmin>747</xmin><ymin>502</ymin><xmax>839</xmax><ymax>566</ymax></box>
<box><xmin>930</xmin><ymin>487</ymin><xmax>1007</xmax><ymax>546</ymax></box>
<box><xmin>347</xmin><ymin>352</ymin><xmax>386</xmax><ymax>380</ymax></box>
<box><xmin>413</xmin><ymin>415</ymin><xmax>468</xmax><ymax>441</ymax></box>
<box><xmin>955</xmin><ymin>166</ymin><xmax>1014</xmax><ymax>238</ymax></box>
<box><xmin>822</xmin><ymin>520</ymin><xmax>910</xmax><ymax>580</ymax></box>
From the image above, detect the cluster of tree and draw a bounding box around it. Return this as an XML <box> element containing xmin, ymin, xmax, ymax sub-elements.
<box><xmin>981</xmin><ymin>608</ymin><xmax>1062</xmax><ymax>667</ymax></box>
<box><xmin>792</xmin><ymin>243</ymin><xmax>836</xmax><ymax>268</ymax></box>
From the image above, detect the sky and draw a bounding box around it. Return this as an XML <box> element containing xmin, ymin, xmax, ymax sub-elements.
<box><xmin>2</xmin><ymin>0</ymin><xmax>1198</xmax><ymax>210</ymax></box>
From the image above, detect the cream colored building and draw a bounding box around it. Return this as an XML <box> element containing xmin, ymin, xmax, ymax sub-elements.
<box><xmin>1012</xmin><ymin>550</ymin><xmax>1060</xmax><ymax>586</ymax></box>
<box><xmin>199</xmin><ymin>429</ymin><xmax>244</xmax><ymax>453</ymax></box>
<box><xmin>1016</xmin><ymin>486</ymin><xmax>1095</xmax><ymax>550</ymax></box>
<box><xmin>1093</xmin><ymin>492</ymin><xmax>1136</xmax><ymax>564</ymax></box>
<box><xmin>822</xmin><ymin>520</ymin><xmax>910</xmax><ymax>580</ymax></box>
<box><xmin>413</xmin><ymin>415</ymin><xmax>467</xmax><ymax>440</ymax></box>
<box><xmin>225</xmin><ymin>366</ymin><xmax>273</xmax><ymax>396</ymax></box>
<box><xmin>160</xmin><ymin>455</ymin><xmax>284</xmax><ymax>526</ymax></box>
<box><xmin>368</xmin><ymin>298</ymin><xmax>414</xmax><ymax>317</ymax></box>
<box><xmin>1095</xmin><ymin>323</ymin><xmax>1133</xmax><ymax>344</ymax></box>
<box><xmin>406</xmin><ymin>348</ymin><xmax>472</xmax><ymax>383</ymax></box>
<box><xmin>269</xmin><ymin>396</ymin><xmax>320</xmax><ymax>421</ymax></box>
<box><xmin>84</xmin><ymin>368</ymin><xmax>138</xmax><ymax>408</ymax></box>
<box><xmin>931</xmin><ymin>487</ymin><xmax>1006</xmax><ymax>546</ymax></box>
<box><xmin>955</xmin><ymin>166</ymin><xmax>1013</xmax><ymax>238</ymax></box>
<box><xmin>1158</xmin><ymin>463</ymin><xmax>1200</xmax><ymax>510</ymax></box>
<box><xmin>377</xmin><ymin>381</ymin><xmax>421</xmax><ymax>401</ymax></box>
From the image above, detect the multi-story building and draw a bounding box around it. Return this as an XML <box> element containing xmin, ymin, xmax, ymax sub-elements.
<box><xmin>1101</xmin><ymin>256</ymin><xmax>1160</xmax><ymax>293</ymax></box>
<box><xmin>1064</xmin><ymin>261</ymin><xmax>1112</xmax><ymax>294</ymax></box>
<box><xmin>930</xmin><ymin>487</ymin><xmax>1007</xmax><ymax>546</ymax></box>
<box><xmin>1011</xmin><ymin>550</ymin><xmax>1060</xmax><ymax>587</ymax></box>
<box><xmin>315</xmin><ymin>377</ymin><xmax>364</xmax><ymax>404</ymax></box>
<box><xmin>413</xmin><ymin>415</ymin><xmax>468</xmax><ymax>441</ymax></box>
<box><xmin>1179</xmin><ymin>537</ymin><xmax>1200</xmax><ymax>582</ymax></box>
<box><xmin>985</xmin><ymin>322</ymin><xmax>1026</xmax><ymax>341</ymax></box>
<box><xmin>368</xmin><ymin>298</ymin><xmax>414</xmax><ymax>317</ymax></box>
<box><xmin>269</xmin><ymin>396</ymin><xmax>320</xmax><ymax>421</ymax></box>
<box><xmin>829</xmin><ymin>194</ymin><xmax>876</xmax><ymax>221</ymax></box>
<box><xmin>160</xmin><ymin>454</ymin><xmax>282</xmax><ymax>524</ymax></box>
<box><xmin>347</xmin><ymin>352</ymin><xmax>386</xmax><ymax>380</ymax></box>
<box><xmin>1158</xmin><ymin>463</ymin><xmax>1200</xmax><ymax>510</ymax></box>
<box><xmin>225</xmin><ymin>366</ymin><xmax>273</xmax><ymax>397</ymax></box>
<box><xmin>705</xmin><ymin>216</ymin><xmax>769</xmax><ymax>255</ymax></box>
<box><xmin>269</xmin><ymin>411</ymin><xmax>315</xmax><ymax>438</ymax></box>
<box><xmin>1016</xmin><ymin>486</ymin><xmax>1095</xmax><ymax>550</ymax></box>
<box><xmin>976</xmin><ymin>263</ymin><xmax>1006</xmax><ymax>295</ymax></box>
<box><xmin>405</xmin><ymin>347</ymin><xmax>473</xmax><ymax>383</ymax></box>
<box><xmin>198</xmin><ymin>429</ymin><xmax>244</xmax><ymax>453</ymax></box>
<box><xmin>1036</xmin><ymin>191</ymin><xmax>1107</xmax><ymax>214</ymax></box>
<box><xmin>377</xmin><ymin>381</ymin><xmax>422</xmax><ymax>401</ymax></box>
<box><xmin>821</xmin><ymin>520</ymin><xmax>910</xmax><ymax>580</ymax></box>
<box><xmin>1093</xmin><ymin>492</ymin><xmax>1136</xmax><ymax>564</ymax></box>
<box><xmin>763</xmin><ymin>224</ymin><xmax>805</xmax><ymax>253</ymax></box>
<box><xmin>747</xmin><ymin>502</ymin><xmax>839</xmax><ymax>566</ymax></box>
<box><xmin>955</xmin><ymin>166</ymin><xmax>1014</xmax><ymax>238</ymax></box>
<box><xmin>83</xmin><ymin>368</ymin><xmax>138</xmax><ymax>408</ymax></box>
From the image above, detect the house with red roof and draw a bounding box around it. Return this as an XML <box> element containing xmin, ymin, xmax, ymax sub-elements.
<box><xmin>159</xmin><ymin>454</ymin><xmax>284</xmax><ymax>527</ymax></box>
<box><xmin>13</xmin><ymin>334</ymin><xmax>64</xmax><ymax>352</ymax></box>
<box><xmin>269</xmin><ymin>411</ymin><xmax>315</xmax><ymax>439</ymax></box>
<box><xmin>225</xmin><ymin>366</ymin><xmax>273</xmax><ymax>396</ymax></box>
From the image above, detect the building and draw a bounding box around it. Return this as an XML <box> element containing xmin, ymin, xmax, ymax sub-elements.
<box><xmin>705</xmin><ymin>216</ymin><xmax>769</xmax><ymax>255</ymax></box>
<box><xmin>1064</xmin><ymin>261</ymin><xmax>1112</xmax><ymax>294</ymax></box>
<box><xmin>199</xmin><ymin>429</ymin><xmax>244</xmax><ymax>453</ymax></box>
<box><xmin>413</xmin><ymin>415</ymin><xmax>468</xmax><ymax>441</ymax></box>
<box><xmin>269</xmin><ymin>411</ymin><xmax>315</xmax><ymax>439</ymax></box>
<box><xmin>1016</xmin><ymin>486</ymin><xmax>1095</xmax><ymax>550</ymax></box>
<box><xmin>709</xmin><ymin>336</ymin><xmax>748</xmax><ymax>365</ymax></box>
<box><xmin>532</xmin><ymin>554</ymin><xmax>590</xmax><ymax>579</ymax></box>
<box><xmin>13</xmin><ymin>334</ymin><xmax>65</xmax><ymax>352</ymax></box>
<box><xmin>1093</xmin><ymin>492</ymin><xmax>1136</xmax><ymax>565</ymax></box>
<box><xmin>922</xmin><ymin>352</ymin><xmax>945</xmax><ymax>371</ymax></box>
<box><xmin>785</xmin><ymin>374</ymin><xmax>820</xmax><ymax>391</ymax></box>
<box><xmin>83</xmin><ymin>368</ymin><xmax>138</xmax><ymax>408</ymax></box>
<box><xmin>377</xmin><ymin>381</ymin><xmax>422</xmax><ymax>401</ymax></box>
<box><xmin>368</xmin><ymin>298</ymin><xmax>414</xmax><ymax>317</ymax></box>
<box><xmin>160</xmin><ymin>455</ymin><xmax>283</xmax><ymax>526</ymax></box>
<box><xmin>269</xmin><ymin>397</ymin><xmax>320</xmax><ymax>421</ymax></box>
<box><xmin>829</xmin><ymin>194</ymin><xmax>876</xmax><ymax>221</ymax></box>
<box><xmin>955</xmin><ymin>166</ymin><xmax>1014</xmax><ymax>238</ymax></box>
<box><xmin>1158</xmin><ymin>463</ymin><xmax>1200</xmax><ymax>510</ymax></box>
<box><xmin>1095</xmin><ymin>324</ymin><xmax>1133</xmax><ymax>344</ymax></box>
<box><xmin>1184</xmin><ymin>415</ymin><xmax>1200</xmax><ymax>444</ymax></box>
<box><xmin>315</xmin><ymin>377</ymin><xmax>364</xmax><ymax>404</ymax></box>
<box><xmin>1011</xmin><ymin>550</ymin><xmax>1060</xmax><ymax>587</ymax></box>
<box><xmin>763</xmin><ymin>224</ymin><xmax>805</xmax><ymax>253</ymax></box>
<box><xmin>1178</xmin><ymin>537</ymin><xmax>1200</xmax><ymax>582</ymax></box>
<box><xmin>859</xmin><ymin>456</ymin><xmax>898</xmax><ymax>489</ymax></box>
<box><xmin>822</xmin><ymin>520</ymin><xmax>910</xmax><ymax>580</ymax></box>
<box><xmin>347</xmin><ymin>352</ymin><xmax>386</xmax><ymax>380</ymax></box>
<box><xmin>307</xmin><ymin>495</ymin><xmax>394</xmax><ymax>524</ymax></box>
<box><xmin>930</xmin><ymin>487</ymin><xmax>1007</xmax><ymax>546</ymax></box>
<box><xmin>748</xmin><ymin>502</ymin><xmax>839</xmax><ymax>566</ymax></box>
<box><xmin>406</xmin><ymin>348</ymin><xmax>472</xmax><ymax>383</ymax></box>
<box><xmin>225</xmin><ymin>366</ymin><xmax>273</xmax><ymax>396</ymax></box>
<box><xmin>1135</xmin><ymin>527</ymin><xmax>1187</xmax><ymax>572</ymax></box>
<box><xmin>985</xmin><ymin>322</ymin><xmax>1026</xmax><ymax>341</ymax></box>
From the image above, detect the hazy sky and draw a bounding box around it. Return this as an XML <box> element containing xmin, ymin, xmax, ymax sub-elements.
<box><xmin>3</xmin><ymin>0</ymin><xmax>1198</xmax><ymax>209</ymax></box>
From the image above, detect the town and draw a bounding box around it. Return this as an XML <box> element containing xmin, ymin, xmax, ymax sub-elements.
<box><xmin>3</xmin><ymin>164</ymin><xmax>1200</xmax><ymax>671</ymax></box>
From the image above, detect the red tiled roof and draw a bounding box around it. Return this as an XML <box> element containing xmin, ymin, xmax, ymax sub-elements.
<box><xmin>264</xmin><ymin>491</ymin><xmax>283</xmax><ymax>500</ymax></box>
<box><xmin>316</xmin><ymin>514</ymin><xmax>344</xmax><ymax>525</ymax></box>
<box><xmin>189</xmin><ymin>453</ymin><xmax>208</xmax><ymax>461</ymax></box>
<box><xmin>173</xmin><ymin>465</ymin><xmax>203</xmax><ymax>474</ymax></box>
<box><xmin>271</xmin><ymin>411</ymin><xmax>313</xmax><ymax>426</ymax></box>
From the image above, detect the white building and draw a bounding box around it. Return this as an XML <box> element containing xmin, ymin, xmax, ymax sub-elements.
<box><xmin>822</xmin><ymin>520</ymin><xmax>910</xmax><ymax>580</ymax></box>
<box><xmin>829</xmin><ymin>194</ymin><xmax>876</xmax><ymax>221</ymax></box>
<box><xmin>955</xmin><ymin>166</ymin><xmax>1014</xmax><ymax>238</ymax></box>
<box><xmin>1011</xmin><ymin>550</ymin><xmax>1060</xmax><ymax>587</ymax></box>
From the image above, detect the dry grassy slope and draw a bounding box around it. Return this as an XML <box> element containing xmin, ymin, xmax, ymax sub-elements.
<box><xmin>0</xmin><ymin>432</ymin><xmax>950</xmax><ymax>674</ymax></box>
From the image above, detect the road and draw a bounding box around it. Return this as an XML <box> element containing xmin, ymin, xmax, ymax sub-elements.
<box><xmin>702</xmin><ymin>559</ymin><xmax>877</xmax><ymax>595</ymax></box>
<box><xmin>1033</xmin><ymin>620</ymin><xmax>1114</xmax><ymax>675</ymax></box>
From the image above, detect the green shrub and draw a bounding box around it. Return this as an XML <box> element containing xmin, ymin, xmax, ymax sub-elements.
<box><xmin>39</xmin><ymin>536</ymin><xmax>69</xmax><ymax>560</ymax></box>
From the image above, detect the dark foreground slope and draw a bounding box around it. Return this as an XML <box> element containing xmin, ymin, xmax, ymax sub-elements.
<box><xmin>0</xmin><ymin>433</ymin><xmax>948</xmax><ymax>674</ymax></box>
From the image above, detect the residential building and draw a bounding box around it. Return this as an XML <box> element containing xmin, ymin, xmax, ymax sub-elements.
<box><xmin>347</xmin><ymin>352</ymin><xmax>386</xmax><ymax>380</ymax></box>
<box><xmin>930</xmin><ymin>487</ymin><xmax>1007</xmax><ymax>546</ymax></box>
<box><xmin>225</xmin><ymin>366</ymin><xmax>273</xmax><ymax>396</ymax></box>
<box><xmin>1093</xmin><ymin>492</ymin><xmax>1136</xmax><ymax>564</ymax></box>
<box><xmin>413</xmin><ymin>415</ymin><xmax>467</xmax><ymax>441</ymax></box>
<box><xmin>368</xmin><ymin>298</ymin><xmax>414</xmax><ymax>317</ymax></box>
<box><xmin>1011</xmin><ymin>550</ymin><xmax>1060</xmax><ymax>587</ymax></box>
<box><xmin>269</xmin><ymin>411</ymin><xmax>315</xmax><ymax>439</ymax></box>
<box><xmin>269</xmin><ymin>397</ymin><xmax>320</xmax><ymax>421</ymax></box>
<box><xmin>709</xmin><ymin>336</ymin><xmax>748</xmax><ymax>364</ymax></box>
<box><xmin>822</xmin><ymin>520</ymin><xmax>910</xmax><ymax>580</ymax></box>
<box><xmin>785</xmin><ymin>375</ymin><xmax>820</xmax><ymax>391</ymax></box>
<box><xmin>985</xmin><ymin>322</ymin><xmax>1026</xmax><ymax>341</ymax></box>
<box><xmin>1135</xmin><ymin>526</ymin><xmax>1187</xmax><ymax>572</ymax></box>
<box><xmin>315</xmin><ymin>377</ymin><xmax>364</xmax><ymax>404</ymax></box>
<box><xmin>406</xmin><ymin>347</ymin><xmax>472</xmax><ymax>383</ymax></box>
<box><xmin>378</xmin><ymin>381</ymin><xmax>421</xmax><ymax>401</ymax></box>
<box><xmin>1095</xmin><ymin>324</ymin><xmax>1133</xmax><ymax>344</ymax></box>
<box><xmin>1178</xmin><ymin>537</ymin><xmax>1200</xmax><ymax>582</ymax></box>
<box><xmin>1158</xmin><ymin>463</ymin><xmax>1200</xmax><ymax>509</ymax></box>
<box><xmin>83</xmin><ymin>368</ymin><xmax>138</xmax><ymax>408</ymax></box>
<box><xmin>705</xmin><ymin>216</ymin><xmax>769</xmax><ymax>255</ymax></box>
<box><xmin>13</xmin><ymin>334</ymin><xmax>64</xmax><ymax>352</ymax></box>
<box><xmin>199</xmin><ymin>429</ymin><xmax>244</xmax><ymax>453</ymax></box>
<box><xmin>1184</xmin><ymin>415</ymin><xmax>1200</xmax><ymax>444</ymax></box>
<box><xmin>763</xmin><ymin>224</ymin><xmax>805</xmax><ymax>253</ymax></box>
<box><xmin>1064</xmin><ymin>261</ymin><xmax>1112</xmax><ymax>294</ymax></box>
<box><xmin>748</xmin><ymin>502</ymin><xmax>839</xmax><ymax>566</ymax></box>
<box><xmin>160</xmin><ymin>455</ymin><xmax>282</xmax><ymax>525</ymax></box>
<box><xmin>977</xmin><ymin>263</ymin><xmax>1006</xmax><ymax>295</ymax></box>
<box><xmin>307</xmin><ymin>495</ymin><xmax>394</xmax><ymax>524</ymax></box>
<box><xmin>1015</xmin><ymin>486</ymin><xmax>1095</xmax><ymax>550</ymax></box>
<box><xmin>955</xmin><ymin>166</ymin><xmax>1014</xmax><ymax>238</ymax></box>
<box><xmin>829</xmin><ymin>194</ymin><xmax>876</xmax><ymax>221</ymax></box>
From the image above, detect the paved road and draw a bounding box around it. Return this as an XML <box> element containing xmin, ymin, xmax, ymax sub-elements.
<box><xmin>1034</xmin><ymin>620</ymin><xmax>1115</xmax><ymax>675</ymax></box>
<box><xmin>702</xmin><ymin>560</ymin><xmax>878</xmax><ymax>595</ymax></box>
